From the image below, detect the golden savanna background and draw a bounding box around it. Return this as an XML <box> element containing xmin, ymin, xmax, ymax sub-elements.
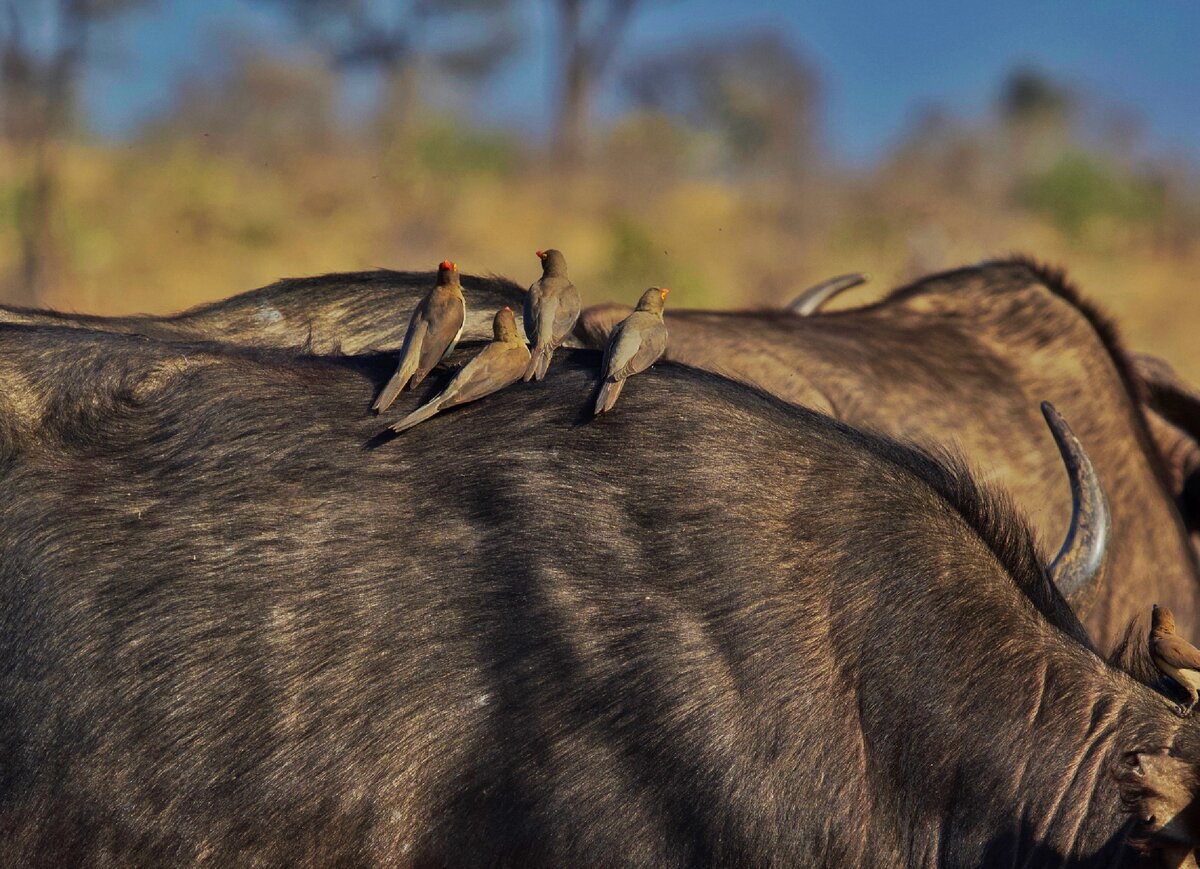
<box><xmin>1</xmin><ymin>1</ymin><xmax>1198</xmax><ymax>377</ymax></box>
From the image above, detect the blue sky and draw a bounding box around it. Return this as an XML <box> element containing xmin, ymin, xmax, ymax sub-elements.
<box><xmin>87</xmin><ymin>0</ymin><xmax>1200</xmax><ymax>164</ymax></box>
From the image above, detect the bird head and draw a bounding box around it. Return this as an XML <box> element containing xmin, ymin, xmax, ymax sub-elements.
<box><xmin>1152</xmin><ymin>604</ymin><xmax>1177</xmax><ymax>634</ymax></box>
<box><xmin>537</xmin><ymin>248</ymin><xmax>567</xmax><ymax>276</ymax></box>
<box><xmin>437</xmin><ymin>260</ymin><xmax>460</xmax><ymax>285</ymax></box>
<box><xmin>494</xmin><ymin>306</ymin><xmax>520</xmax><ymax>342</ymax></box>
<box><xmin>635</xmin><ymin>286</ymin><xmax>669</xmax><ymax>314</ymax></box>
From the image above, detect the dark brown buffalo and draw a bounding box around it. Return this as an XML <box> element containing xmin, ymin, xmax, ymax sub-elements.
<box><xmin>0</xmin><ymin>324</ymin><xmax>1196</xmax><ymax>866</ymax></box>
<box><xmin>576</xmin><ymin>259</ymin><xmax>1198</xmax><ymax>651</ymax></box>
<box><xmin>1133</xmin><ymin>351</ymin><xmax>1200</xmax><ymax>537</ymax></box>
<box><xmin>0</xmin><ymin>268</ymin><xmax>525</xmax><ymax>353</ymax></box>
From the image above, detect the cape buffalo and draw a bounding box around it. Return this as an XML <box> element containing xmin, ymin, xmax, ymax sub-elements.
<box><xmin>0</xmin><ymin>269</ymin><xmax>525</xmax><ymax>354</ymax></box>
<box><xmin>0</xmin><ymin>325</ymin><xmax>1195</xmax><ymax>866</ymax></box>
<box><xmin>576</xmin><ymin>259</ymin><xmax>1198</xmax><ymax>650</ymax></box>
<box><xmin>1133</xmin><ymin>351</ymin><xmax>1200</xmax><ymax>537</ymax></box>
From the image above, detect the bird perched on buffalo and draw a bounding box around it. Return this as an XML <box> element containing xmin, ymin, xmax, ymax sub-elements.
<box><xmin>523</xmin><ymin>248</ymin><xmax>581</xmax><ymax>382</ymax></box>
<box><xmin>1151</xmin><ymin>604</ymin><xmax>1200</xmax><ymax>715</ymax></box>
<box><xmin>372</xmin><ymin>260</ymin><xmax>466</xmax><ymax>414</ymax></box>
<box><xmin>389</xmin><ymin>307</ymin><xmax>530</xmax><ymax>433</ymax></box>
<box><xmin>594</xmin><ymin>287</ymin><xmax>669</xmax><ymax>416</ymax></box>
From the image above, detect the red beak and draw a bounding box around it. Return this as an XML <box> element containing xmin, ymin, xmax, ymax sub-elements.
<box><xmin>536</xmin><ymin>250</ymin><xmax>546</xmax><ymax>259</ymax></box>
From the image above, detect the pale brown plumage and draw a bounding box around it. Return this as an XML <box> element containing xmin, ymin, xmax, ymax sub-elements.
<box><xmin>373</xmin><ymin>260</ymin><xmax>466</xmax><ymax>414</ymax></box>
<box><xmin>1151</xmin><ymin>604</ymin><xmax>1200</xmax><ymax>715</ymax></box>
<box><xmin>594</xmin><ymin>287</ymin><xmax>669</xmax><ymax>416</ymax></box>
<box><xmin>390</xmin><ymin>307</ymin><xmax>530</xmax><ymax>433</ymax></box>
<box><xmin>523</xmin><ymin>249</ymin><xmax>582</xmax><ymax>382</ymax></box>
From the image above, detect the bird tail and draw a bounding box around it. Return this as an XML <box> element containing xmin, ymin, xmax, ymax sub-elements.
<box><xmin>594</xmin><ymin>378</ymin><xmax>624</xmax><ymax>415</ymax></box>
<box><xmin>390</xmin><ymin>399</ymin><xmax>444</xmax><ymax>433</ymax></box>
<box><xmin>372</xmin><ymin>347</ymin><xmax>420</xmax><ymax>414</ymax></box>
<box><xmin>523</xmin><ymin>345</ymin><xmax>554</xmax><ymax>382</ymax></box>
<box><xmin>407</xmin><ymin>365</ymin><xmax>433</xmax><ymax>390</ymax></box>
<box><xmin>534</xmin><ymin>344</ymin><xmax>555</xmax><ymax>380</ymax></box>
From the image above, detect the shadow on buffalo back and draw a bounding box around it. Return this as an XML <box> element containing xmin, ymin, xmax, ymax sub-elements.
<box><xmin>0</xmin><ymin>325</ymin><xmax>1197</xmax><ymax>865</ymax></box>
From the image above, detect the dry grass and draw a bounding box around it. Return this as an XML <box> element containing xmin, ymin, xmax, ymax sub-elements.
<box><xmin>3</xmin><ymin>139</ymin><xmax>1197</xmax><ymax>382</ymax></box>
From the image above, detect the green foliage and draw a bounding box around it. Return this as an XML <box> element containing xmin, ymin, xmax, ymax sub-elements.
<box><xmin>604</xmin><ymin>216</ymin><xmax>660</xmax><ymax>288</ymax></box>
<box><xmin>0</xmin><ymin>180</ymin><xmax>26</xmax><ymax>232</ymax></box>
<box><xmin>621</xmin><ymin>32</ymin><xmax>817</xmax><ymax>171</ymax></box>
<box><xmin>1018</xmin><ymin>153</ymin><xmax>1165</xmax><ymax>238</ymax></box>
<box><xmin>412</xmin><ymin>122</ymin><xmax>518</xmax><ymax>177</ymax></box>
<box><xmin>603</xmin><ymin>214</ymin><xmax>716</xmax><ymax>303</ymax></box>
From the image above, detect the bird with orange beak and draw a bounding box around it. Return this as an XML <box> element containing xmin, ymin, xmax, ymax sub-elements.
<box><xmin>594</xmin><ymin>287</ymin><xmax>669</xmax><ymax>415</ymax></box>
<box><xmin>373</xmin><ymin>260</ymin><xmax>466</xmax><ymax>414</ymax></box>
<box><xmin>389</xmin><ymin>307</ymin><xmax>530</xmax><ymax>433</ymax></box>
<box><xmin>1152</xmin><ymin>604</ymin><xmax>1200</xmax><ymax>715</ymax></box>
<box><xmin>523</xmin><ymin>248</ymin><xmax>581</xmax><ymax>382</ymax></box>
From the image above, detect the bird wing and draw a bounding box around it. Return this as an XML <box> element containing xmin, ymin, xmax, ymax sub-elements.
<box><xmin>608</xmin><ymin>318</ymin><xmax>667</xmax><ymax>381</ymax></box>
<box><xmin>523</xmin><ymin>284</ymin><xmax>541</xmax><ymax>344</ymax></box>
<box><xmin>419</xmin><ymin>294</ymin><xmax>466</xmax><ymax>371</ymax></box>
<box><xmin>551</xmin><ymin>283</ymin><xmax>581</xmax><ymax>345</ymax></box>
<box><xmin>533</xmin><ymin>293</ymin><xmax>558</xmax><ymax>348</ymax></box>
<box><xmin>1155</xmin><ymin>635</ymin><xmax>1200</xmax><ymax>671</ymax></box>
<box><xmin>601</xmin><ymin>320</ymin><xmax>628</xmax><ymax>379</ymax></box>
<box><xmin>439</xmin><ymin>343</ymin><xmax>531</xmax><ymax>410</ymax></box>
<box><xmin>372</xmin><ymin>315</ymin><xmax>428</xmax><ymax>412</ymax></box>
<box><xmin>394</xmin><ymin>314</ymin><xmax>428</xmax><ymax>376</ymax></box>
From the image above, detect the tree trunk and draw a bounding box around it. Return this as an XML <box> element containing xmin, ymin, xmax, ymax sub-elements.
<box><xmin>552</xmin><ymin>0</ymin><xmax>589</xmax><ymax>168</ymax></box>
<box><xmin>376</xmin><ymin>58</ymin><xmax>421</xmax><ymax>146</ymax></box>
<box><xmin>6</xmin><ymin>0</ymin><xmax>85</xmax><ymax>307</ymax></box>
<box><xmin>13</xmin><ymin>140</ymin><xmax>55</xmax><ymax>307</ymax></box>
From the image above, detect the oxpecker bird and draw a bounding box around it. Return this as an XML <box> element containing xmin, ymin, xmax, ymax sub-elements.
<box><xmin>523</xmin><ymin>248</ymin><xmax>582</xmax><ymax>382</ymax></box>
<box><xmin>594</xmin><ymin>287</ymin><xmax>669</xmax><ymax>416</ymax></box>
<box><xmin>373</xmin><ymin>260</ymin><xmax>466</xmax><ymax>413</ymax></box>
<box><xmin>1151</xmin><ymin>604</ymin><xmax>1200</xmax><ymax>715</ymax></box>
<box><xmin>389</xmin><ymin>307</ymin><xmax>530</xmax><ymax>433</ymax></box>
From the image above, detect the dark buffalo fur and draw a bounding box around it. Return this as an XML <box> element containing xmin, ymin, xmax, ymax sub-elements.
<box><xmin>0</xmin><ymin>269</ymin><xmax>526</xmax><ymax>353</ymax></box>
<box><xmin>917</xmin><ymin>256</ymin><xmax>1152</xmax><ymax>413</ymax></box>
<box><xmin>1132</xmin><ymin>351</ymin><xmax>1200</xmax><ymax>536</ymax></box>
<box><xmin>889</xmin><ymin>256</ymin><xmax>1169</xmax><ymax>495</ymax></box>
<box><xmin>575</xmin><ymin>257</ymin><xmax>1200</xmax><ymax>651</ymax></box>
<box><xmin>0</xmin><ymin>325</ymin><xmax>1195</xmax><ymax>866</ymax></box>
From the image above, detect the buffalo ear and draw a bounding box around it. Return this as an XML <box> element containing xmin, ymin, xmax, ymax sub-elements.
<box><xmin>1114</xmin><ymin>749</ymin><xmax>1200</xmax><ymax>855</ymax></box>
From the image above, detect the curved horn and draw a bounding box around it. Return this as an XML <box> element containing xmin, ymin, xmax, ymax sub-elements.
<box><xmin>787</xmin><ymin>273</ymin><xmax>870</xmax><ymax>315</ymax></box>
<box><xmin>1042</xmin><ymin>401</ymin><xmax>1110</xmax><ymax>602</ymax></box>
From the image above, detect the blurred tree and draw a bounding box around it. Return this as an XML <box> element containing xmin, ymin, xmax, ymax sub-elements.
<box><xmin>601</xmin><ymin>110</ymin><xmax>697</xmax><ymax>185</ymax></box>
<box><xmin>1</xmin><ymin>0</ymin><xmax>153</xmax><ymax>305</ymax></box>
<box><xmin>1098</xmin><ymin>103</ymin><xmax>1144</xmax><ymax>163</ymax></box>
<box><xmin>148</xmin><ymin>47</ymin><xmax>340</xmax><ymax>164</ymax></box>
<box><xmin>884</xmin><ymin>104</ymin><xmax>993</xmax><ymax>200</ymax></box>
<box><xmin>551</xmin><ymin>0</ymin><xmax>639</xmax><ymax>167</ymax></box>
<box><xmin>998</xmin><ymin>68</ymin><xmax>1072</xmax><ymax>125</ymax></box>
<box><xmin>996</xmin><ymin>67</ymin><xmax>1074</xmax><ymax>176</ymax></box>
<box><xmin>259</xmin><ymin>0</ymin><xmax>519</xmax><ymax>135</ymax></box>
<box><xmin>1018</xmin><ymin>152</ymin><xmax>1165</xmax><ymax>242</ymax></box>
<box><xmin>621</xmin><ymin>32</ymin><xmax>819</xmax><ymax>182</ymax></box>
